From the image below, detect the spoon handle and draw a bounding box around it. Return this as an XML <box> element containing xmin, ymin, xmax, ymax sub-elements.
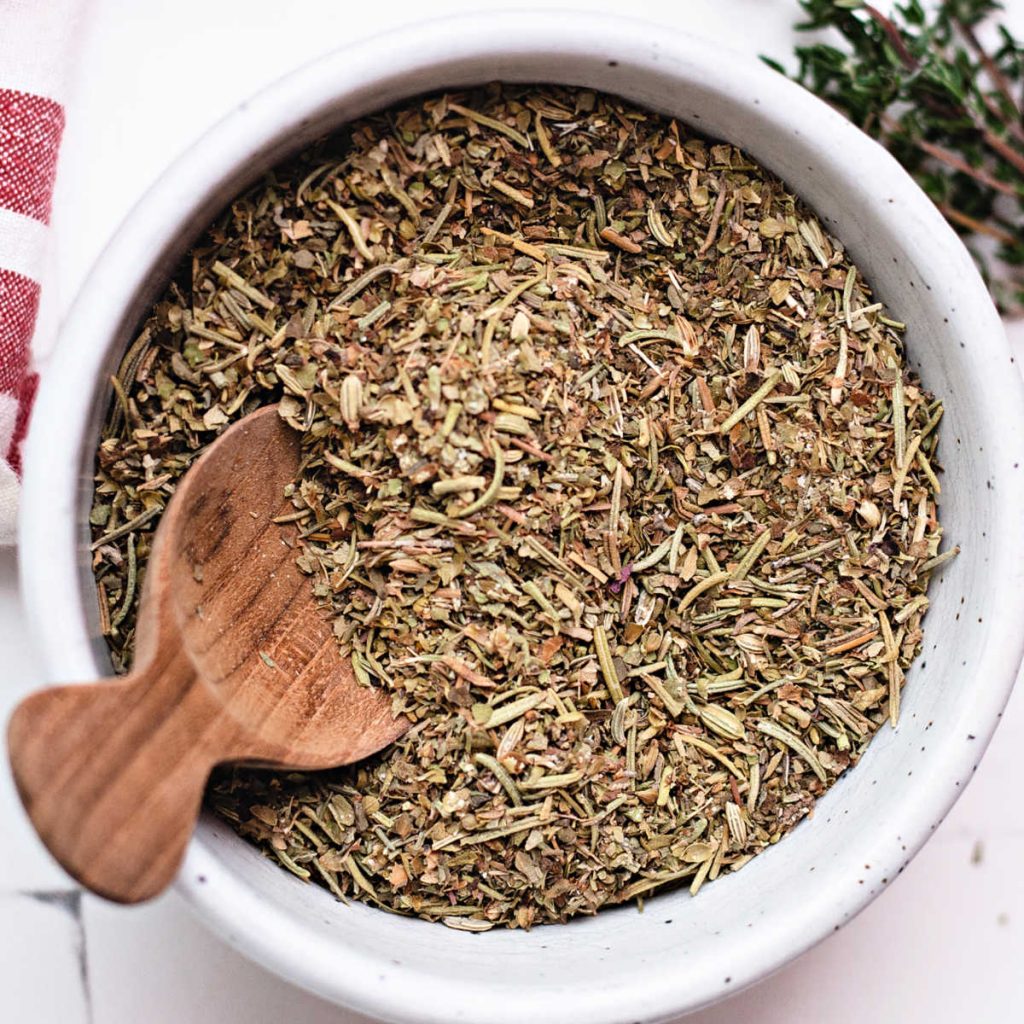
<box><xmin>6</xmin><ymin>647</ymin><xmax>232</xmax><ymax>903</ymax></box>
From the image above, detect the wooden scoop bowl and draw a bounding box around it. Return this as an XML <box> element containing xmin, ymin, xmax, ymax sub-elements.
<box><xmin>7</xmin><ymin>406</ymin><xmax>409</xmax><ymax>903</ymax></box>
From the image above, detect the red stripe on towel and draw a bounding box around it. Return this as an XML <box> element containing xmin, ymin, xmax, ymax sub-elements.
<box><xmin>0</xmin><ymin>88</ymin><xmax>65</xmax><ymax>224</ymax></box>
<box><xmin>0</xmin><ymin>268</ymin><xmax>39</xmax><ymax>393</ymax></box>
<box><xmin>7</xmin><ymin>370</ymin><xmax>38</xmax><ymax>475</ymax></box>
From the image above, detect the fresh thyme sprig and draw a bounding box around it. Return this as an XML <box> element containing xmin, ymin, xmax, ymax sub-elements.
<box><xmin>766</xmin><ymin>1</ymin><xmax>1023</xmax><ymax>314</ymax></box>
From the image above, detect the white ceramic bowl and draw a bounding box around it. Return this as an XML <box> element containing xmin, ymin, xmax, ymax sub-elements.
<box><xmin>20</xmin><ymin>11</ymin><xmax>1024</xmax><ymax>1024</ymax></box>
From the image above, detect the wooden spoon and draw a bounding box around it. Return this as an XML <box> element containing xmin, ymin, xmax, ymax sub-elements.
<box><xmin>7</xmin><ymin>405</ymin><xmax>409</xmax><ymax>903</ymax></box>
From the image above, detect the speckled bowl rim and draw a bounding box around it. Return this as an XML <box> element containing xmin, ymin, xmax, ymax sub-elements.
<box><xmin>19</xmin><ymin>11</ymin><xmax>1024</xmax><ymax>1024</ymax></box>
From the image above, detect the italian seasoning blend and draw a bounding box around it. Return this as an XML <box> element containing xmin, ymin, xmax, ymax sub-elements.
<box><xmin>90</xmin><ymin>85</ymin><xmax>954</xmax><ymax>930</ymax></box>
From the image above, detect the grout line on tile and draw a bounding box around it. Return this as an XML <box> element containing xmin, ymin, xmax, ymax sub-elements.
<box><xmin>23</xmin><ymin>889</ymin><xmax>93</xmax><ymax>1024</ymax></box>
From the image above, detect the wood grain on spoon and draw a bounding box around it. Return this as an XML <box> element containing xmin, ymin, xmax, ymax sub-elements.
<box><xmin>7</xmin><ymin>406</ymin><xmax>410</xmax><ymax>903</ymax></box>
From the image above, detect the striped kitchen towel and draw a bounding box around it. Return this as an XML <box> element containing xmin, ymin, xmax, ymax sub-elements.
<box><xmin>0</xmin><ymin>0</ymin><xmax>80</xmax><ymax>543</ymax></box>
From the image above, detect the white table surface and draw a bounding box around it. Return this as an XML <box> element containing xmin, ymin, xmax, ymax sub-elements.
<box><xmin>3</xmin><ymin>1</ymin><xmax>1023</xmax><ymax>1021</ymax></box>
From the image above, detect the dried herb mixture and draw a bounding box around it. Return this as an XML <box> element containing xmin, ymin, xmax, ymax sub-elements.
<box><xmin>90</xmin><ymin>84</ymin><xmax>954</xmax><ymax>930</ymax></box>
